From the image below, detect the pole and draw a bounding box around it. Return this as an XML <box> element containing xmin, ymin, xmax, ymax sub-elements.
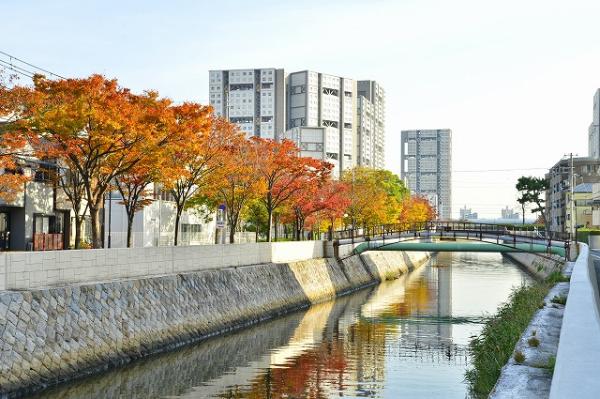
<box><xmin>108</xmin><ymin>192</ymin><xmax>112</xmax><ymax>248</ymax></box>
<box><xmin>570</xmin><ymin>153</ymin><xmax>575</xmax><ymax>241</ymax></box>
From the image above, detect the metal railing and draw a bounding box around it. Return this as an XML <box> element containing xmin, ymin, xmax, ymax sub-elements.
<box><xmin>332</xmin><ymin>221</ymin><xmax>572</xmax><ymax>259</ymax></box>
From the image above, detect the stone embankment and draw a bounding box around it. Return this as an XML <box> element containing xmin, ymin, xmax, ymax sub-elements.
<box><xmin>0</xmin><ymin>248</ymin><xmax>429</xmax><ymax>398</ymax></box>
<box><xmin>489</xmin><ymin>252</ymin><xmax>568</xmax><ymax>398</ymax></box>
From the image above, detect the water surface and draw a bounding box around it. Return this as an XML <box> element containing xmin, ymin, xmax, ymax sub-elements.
<box><xmin>29</xmin><ymin>252</ymin><xmax>532</xmax><ymax>399</ymax></box>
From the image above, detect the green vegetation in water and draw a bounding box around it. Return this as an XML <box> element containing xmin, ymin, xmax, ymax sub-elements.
<box><xmin>465</xmin><ymin>281</ymin><xmax>553</xmax><ymax>398</ymax></box>
<box><xmin>527</xmin><ymin>336</ymin><xmax>540</xmax><ymax>347</ymax></box>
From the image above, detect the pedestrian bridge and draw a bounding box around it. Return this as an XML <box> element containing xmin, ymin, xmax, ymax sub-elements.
<box><xmin>353</xmin><ymin>240</ymin><xmax>566</xmax><ymax>257</ymax></box>
<box><xmin>333</xmin><ymin>221</ymin><xmax>570</xmax><ymax>259</ymax></box>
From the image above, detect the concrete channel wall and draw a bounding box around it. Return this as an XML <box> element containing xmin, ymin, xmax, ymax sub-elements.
<box><xmin>0</xmin><ymin>241</ymin><xmax>325</xmax><ymax>291</ymax></box>
<box><xmin>549</xmin><ymin>244</ymin><xmax>600</xmax><ymax>398</ymax></box>
<box><xmin>0</xmin><ymin>249</ymin><xmax>430</xmax><ymax>398</ymax></box>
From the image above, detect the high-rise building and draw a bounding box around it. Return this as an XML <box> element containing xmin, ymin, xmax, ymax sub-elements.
<box><xmin>286</xmin><ymin>70</ymin><xmax>357</xmax><ymax>177</ymax></box>
<box><xmin>501</xmin><ymin>206</ymin><xmax>520</xmax><ymax>220</ymax></box>
<box><xmin>401</xmin><ymin>129</ymin><xmax>452</xmax><ymax>219</ymax></box>
<box><xmin>588</xmin><ymin>89</ymin><xmax>600</xmax><ymax>159</ymax></box>
<box><xmin>356</xmin><ymin>81</ymin><xmax>385</xmax><ymax>169</ymax></box>
<box><xmin>459</xmin><ymin>205</ymin><xmax>478</xmax><ymax>220</ymax></box>
<box><xmin>208</xmin><ymin>68</ymin><xmax>285</xmax><ymax>139</ymax></box>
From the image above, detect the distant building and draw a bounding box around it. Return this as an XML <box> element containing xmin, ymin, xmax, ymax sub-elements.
<box><xmin>401</xmin><ymin>129</ymin><xmax>452</xmax><ymax>219</ymax></box>
<box><xmin>546</xmin><ymin>157</ymin><xmax>600</xmax><ymax>233</ymax></box>
<box><xmin>356</xmin><ymin>80</ymin><xmax>385</xmax><ymax>169</ymax></box>
<box><xmin>565</xmin><ymin>183</ymin><xmax>593</xmax><ymax>233</ymax></box>
<box><xmin>281</xmin><ymin>126</ymin><xmax>327</xmax><ymax>162</ymax></box>
<box><xmin>208</xmin><ymin>68</ymin><xmax>286</xmax><ymax>139</ymax></box>
<box><xmin>588</xmin><ymin>89</ymin><xmax>600</xmax><ymax>159</ymax></box>
<box><xmin>501</xmin><ymin>207</ymin><xmax>520</xmax><ymax>220</ymax></box>
<box><xmin>459</xmin><ymin>205</ymin><xmax>478</xmax><ymax>220</ymax></box>
<box><xmin>286</xmin><ymin>70</ymin><xmax>357</xmax><ymax>177</ymax></box>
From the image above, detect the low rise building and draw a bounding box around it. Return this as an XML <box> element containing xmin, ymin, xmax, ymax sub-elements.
<box><xmin>546</xmin><ymin>157</ymin><xmax>600</xmax><ymax>233</ymax></box>
<box><xmin>565</xmin><ymin>183</ymin><xmax>593</xmax><ymax>232</ymax></box>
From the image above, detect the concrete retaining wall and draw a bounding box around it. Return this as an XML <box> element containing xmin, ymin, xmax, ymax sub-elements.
<box><xmin>550</xmin><ymin>244</ymin><xmax>600</xmax><ymax>398</ymax></box>
<box><xmin>0</xmin><ymin>241</ymin><xmax>325</xmax><ymax>291</ymax></box>
<box><xmin>0</xmin><ymin>250</ymin><xmax>429</xmax><ymax>397</ymax></box>
<box><xmin>503</xmin><ymin>252</ymin><xmax>564</xmax><ymax>279</ymax></box>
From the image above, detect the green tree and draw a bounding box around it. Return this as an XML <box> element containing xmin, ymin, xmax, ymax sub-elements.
<box><xmin>516</xmin><ymin>176</ymin><xmax>549</xmax><ymax>227</ymax></box>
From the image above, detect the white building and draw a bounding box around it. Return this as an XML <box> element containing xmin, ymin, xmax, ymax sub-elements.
<box><xmin>104</xmin><ymin>186</ymin><xmax>216</xmax><ymax>248</ymax></box>
<box><xmin>588</xmin><ymin>89</ymin><xmax>600</xmax><ymax>159</ymax></box>
<box><xmin>209</xmin><ymin>68</ymin><xmax>285</xmax><ymax>139</ymax></box>
<box><xmin>286</xmin><ymin>70</ymin><xmax>357</xmax><ymax>177</ymax></box>
<box><xmin>459</xmin><ymin>205</ymin><xmax>478</xmax><ymax>220</ymax></box>
<box><xmin>401</xmin><ymin>129</ymin><xmax>452</xmax><ymax>219</ymax></box>
<box><xmin>356</xmin><ymin>81</ymin><xmax>385</xmax><ymax>169</ymax></box>
<box><xmin>282</xmin><ymin>126</ymin><xmax>327</xmax><ymax>161</ymax></box>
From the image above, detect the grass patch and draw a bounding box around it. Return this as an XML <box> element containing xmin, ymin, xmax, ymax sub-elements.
<box><xmin>527</xmin><ymin>336</ymin><xmax>540</xmax><ymax>347</ymax></box>
<box><xmin>514</xmin><ymin>350</ymin><xmax>526</xmax><ymax>363</ymax></box>
<box><xmin>551</xmin><ymin>295</ymin><xmax>567</xmax><ymax>305</ymax></box>
<box><xmin>465</xmin><ymin>282</ymin><xmax>552</xmax><ymax>398</ymax></box>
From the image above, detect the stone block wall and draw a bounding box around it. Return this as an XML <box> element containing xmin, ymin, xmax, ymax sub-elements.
<box><xmin>0</xmin><ymin>250</ymin><xmax>429</xmax><ymax>397</ymax></box>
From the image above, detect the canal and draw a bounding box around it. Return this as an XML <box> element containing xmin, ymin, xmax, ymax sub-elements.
<box><xmin>28</xmin><ymin>252</ymin><xmax>532</xmax><ymax>399</ymax></box>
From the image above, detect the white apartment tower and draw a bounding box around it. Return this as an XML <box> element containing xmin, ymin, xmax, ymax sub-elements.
<box><xmin>209</xmin><ymin>68</ymin><xmax>285</xmax><ymax>138</ymax></box>
<box><xmin>286</xmin><ymin>71</ymin><xmax>357</xmax><ymax>177</ymax></box>
<box><xmin>588</xmin><ymin>89</ymin><xmax>600</xmax><ymax>159</ymax></box>
<box><xmin>357</xmin><ymin>81</ymin><xmax>385</xmax><ymax>169</ymax></box>
<box><xmin>401</xmin><ymin>129</ymin><xmax>452</xmax><ymax>220</ymax></box>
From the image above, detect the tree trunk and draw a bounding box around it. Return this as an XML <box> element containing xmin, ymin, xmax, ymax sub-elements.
<box><xmin>174</xmin><ymin>206</ymin><xmax>182</xmax><ymax>246</ymax></box>
<box><xmin>521</xmin><ymin>204</ymin><xmax>526</xmax><ymax>225</ymax></box>
<box><xmin>266</xmin><ymin>208</ymin><xmax>273</xmax><ymax>242</ymax></box>
<box><xmin>274</xmin><ymin>215</ymin><xmax>279</xmax><ymax>242</ymax></box>
<box><xmin>89</xmin><ymin>206</ymin><xmax>103</xmax><ymax>249</ymax></box>
<box><xmin>228</xmin><ymin>214</ymin><xmax>237</xmax><ymax>244</ymax></box>
<box><xmin>126</xmin><ymin>214</ymin><xmax>134</xmax><ymax>248</ymax></box>
<box><xmin>74</xmin><ymin>214</ymin><xmax>82</xmax><ymax>249</ymax></box>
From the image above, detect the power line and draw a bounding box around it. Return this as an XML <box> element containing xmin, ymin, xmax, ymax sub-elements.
<box><xmin>452</xmin><ymin>167</ymin><xmax>548</xmax><ymax>173</ymax></box>
<box><xmin>0</xmin><ymin>50</ymin><xmax>65</xmax><ymax>79</ymax></box>
<box><xmin>0</xmin><ymin>59</ymin><xmax>35</xmax><ymax>79</ymax></box>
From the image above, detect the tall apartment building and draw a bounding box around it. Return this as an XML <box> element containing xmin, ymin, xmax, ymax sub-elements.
<box><xmin>286</xmin><ymin>70</ymin><xmax>357</xmax><ymax>177</ymax></box>
<box><xmin>208</xmin><ymin>68</ymin><xmax>285</xmax><ymax>139</ymax></box>
<box><xmin>356</xmin><ymin>81</ymin><xmax>385</xmax><ymax>169</ymax></box>
<box><xmin>588</xmin><ymin>89</ymin><xmax>600</xmax><ymax>159</ymax></box>
<box><xmin>401</xmin><ymin>129</ymin><xmax>452</xmax><ymax>219</ymax></box>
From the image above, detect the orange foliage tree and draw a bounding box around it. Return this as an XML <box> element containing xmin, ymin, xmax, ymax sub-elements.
<box><xmin>9</xmin><ymin>74</ymin><xmax>164</xmax><ymax>248</ymax></box>
<box><xmin>399</xmin><ymin>195</ymin><xmax>436</xmax><ymax>227</ymax></box>
<box><xmin>0</xmin><ymin>74</ymin><xmax>32</xmax><ymax>203</ymax></box>
<box><xmin>162</xmin><ymin>111</ymin><xmax>232</xmax><ymax>246</ymax></box>
<box><xmin>252</xmin><ymin>138</ymin><xmax>331</xmax><ymax>242</ymax></box>
<box><xmin>208</xmin><ymin>123</ymin><xmax>265</xmax><ymax>243</ymax></box>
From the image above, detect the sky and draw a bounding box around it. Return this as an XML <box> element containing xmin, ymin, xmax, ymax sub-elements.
<box><xmin>2</xmin><ymin>0</ymin><xmax>600</xmax><ymax>218</ymax></box>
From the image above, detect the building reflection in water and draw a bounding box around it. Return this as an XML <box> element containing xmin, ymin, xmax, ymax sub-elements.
<box><xmin>30</xmin><ymin>252</ymin><xmax>531</xmax><ymax>399</ymax></box>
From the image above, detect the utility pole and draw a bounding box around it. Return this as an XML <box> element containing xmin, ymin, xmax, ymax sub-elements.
<box><xmin>565</xmin><ymin>153</ymin><xmax>576</xmax><ymax>241</ymax></box>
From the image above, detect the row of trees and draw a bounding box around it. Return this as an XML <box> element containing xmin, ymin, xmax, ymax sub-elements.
<box><xmin>0</xmin><ymin>73</ymin><xmax>435</xmax><ymax>248</ymax></box>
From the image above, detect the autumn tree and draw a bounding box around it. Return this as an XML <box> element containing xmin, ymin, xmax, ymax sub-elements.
<box><xmin>253</xmin><ymin>138</ymin><xmax>331</xmax><ymax>242</ymax></box>
<box><xmin>6</xmin><ymin>74</ymin><xmax>168</xmax><ymax>248</ymax></box>
<box><xmin>163</xmin><ymin>111</ymin><xmax>230</xmax><ymax>246</ymax></box>
<box><xmin>286</xmin><ymin>166</ymin><xmax>336</xmax><ymax>240</ymax></box>
<box><xmin>243</xmin><ymin>199</ymin><xmax>269</xmax><ymax>242</ymax></box>
<box><xmin>342</xmin><ymin>167</ymin><xmax>399</xmax><ymax>230</ymax></box>
<box><xmin>0</xmin><ymin>73</ymin><xmax>32</xmax><ymax>203</ymax></box>
<box><xmin>113</xmin><ymin>94</ymin><xmax>174</xmax><ymax>248</ymax></box>
<box><xmin>399</xmin><ymin>196</ymin><xmax>436</xmax><ymax>227</ymax></box>
<box><xmin>209</xmin><ymin>123</ymin><xmax>264</xmax><ymax>243</ymax></box>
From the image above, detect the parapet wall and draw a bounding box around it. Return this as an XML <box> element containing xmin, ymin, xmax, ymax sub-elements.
<box><xmin>0</xmin><ymin>250</ymin><xmax>430</xmax><ymax>397</ymax></box>
<box><xmin>0</xmin><ymin>241</ymin><xmax>325</xmax><ymax>291</ymax></box>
